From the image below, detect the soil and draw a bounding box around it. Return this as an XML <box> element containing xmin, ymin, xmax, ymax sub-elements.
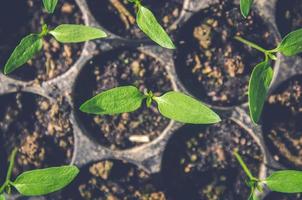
<box><xmin>276</xmin><ymin>0</ymin><xmax>302</xmax><ymax>37</ymax></box>
<box><xmin>74</xmin><ymin>49</ymin><xmax>172</xmax><ymax>150</ymax></box>
<box><xmin>262</xmin><ymin>75</ymin><xmax>302</xmax><ymax>169</ymax></box>
<box><xmin>0</xmin><ymin>92</ymin><xmax>74</xmax><ymax>181</ymax></box>
<box><xmin>174</xmin><ymin>0</ymin><xmax>277</xmax><ymax>107</ymax></box>
<box><xmin>86</xmin><ymin>0</ymin><xmax>183</xmax><ymax>39</ymax></box>
<box><xmin>161</xmin><ymin>119</ymin><xmax>263</xmax><ymax>200</ymax></box>
<box><xmin>0</xmin><ymin>0</ymin><xmax>84</xmax><ymax>82</ymax></box>
<box><xmin>62</xmin><ymin>160</ymin><xmax>166</xmax><ymax>200</ymax></box>
<box><xmin>264</xmin><ymin>192</ymin><xmax>302</xmax><ymax>200</ymax></box>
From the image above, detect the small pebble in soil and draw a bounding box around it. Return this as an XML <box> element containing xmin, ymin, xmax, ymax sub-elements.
<box><xmin>162</xmin><ymin>119</ymin><xmax>263</xmax><ymax>200</ymax></box>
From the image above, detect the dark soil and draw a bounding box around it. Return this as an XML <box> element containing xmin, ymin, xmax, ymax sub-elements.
<box><xmin>87</xmin><ymin>0</ymin><xmax>183</xmax><ymax>39</ymax></box>
<box><xmin>276</xmin><ymin>0</ymin><xmax>302</xmax><ymax>37</ymax></box>
<box><xmin>262</xmin><ymin>75</ymin><xmax>302</xmax><ymax>169</ymax></box>
<box><xmin>74</xmin><ymin>49</ymin><xmax>172</xmax><ymax>150</ymax></box>
<box><xmin>161</xmin><ymin>119</ymin><xmax>263</xmax><ymax>200</ymax></box>
<box><xmin>0</xmin><ymin>93</ymin><xmax>74</xmax><ymax>181</ymax></box>
<box><xmin>62</xmin><ymin>160</ymin><xmax>166</xmax><ymax>200</ymax></box>
<box><xmin>0</xmin><ymin>0</ymin><xmax>84</xmax><ymax>82</ymax></box>
<box><xmin>264</xmin><ymin>192</ymin><xmax>302</xmax><ymax>200</ymax></box>
<box><xmin>174</xmin><ymin>0</ymin><xmax>277</xmax><ymax>107</ymax></box>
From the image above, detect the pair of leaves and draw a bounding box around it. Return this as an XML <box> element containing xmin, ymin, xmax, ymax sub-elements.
<box><xmin>80</xmin><ymin>86</ymin><xmax>221</xmax><ymax>124</ymax></box>
<box><xmin>4</xmin><ymin>25</ymin><xmax>107</xmax><ymax>75</ymax></box>
<box><xmin>136</xmin><ymin>5</ymin><xmax>175</xmax><ymax>49</ymax></box>
<box><xmin>249</xmin><ymin>61</ymin><xmax>273</xmax><ymax>124</ymax></box>
<box><xmin>240</xmin><ymin>0</ymin><xmax>253</xmax><ymax>18</ymax></box>
<box><xmin>11</xmin><ymin>166</ymin><xmax>79</xmax><ymax>196</ymax></box>
<box><xmin>42</xmin><ymin>0</ymin><xmax>58</xmax><ymax>13</ymax></box>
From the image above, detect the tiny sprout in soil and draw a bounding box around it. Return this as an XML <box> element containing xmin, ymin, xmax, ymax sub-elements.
<box><xmin>234</xmin><ymin>150</ymin><xmax>302</xmax><ymax>200</ymax></box>
<box><xmin>3</xmin><ymin>0</ymin><xmax>107</xmax><ymax>75</ymax></box>
<box><xmin>0</xmin><ymin>148</ymin><xmax>79</xmax><ymax>199</ymax></box>
<box><xmin>235</xmin><ymin>28</ymin><xmax>302</xmax><ymax>124</ymax></box>
<box><xmin>80</xmin><ymin>85</ymin><xmax>221</xmax><ymax>124</ymax></box>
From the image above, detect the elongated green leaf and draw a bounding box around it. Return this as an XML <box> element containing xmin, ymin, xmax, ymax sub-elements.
<box><xmin>265</xmin><ymin>170</ymin><xmax>302</xmax><ymax>193</ymax></box>
<box><xmin>153</xmin><ymin>91</ymin><xmax>221</xmax><ymax>124</ymax></box>
<box><xmin>136</xmin><ymin>5</ymin><xmax>175</xmax><ymax>49</ymax></box>
<box><xmin>249</xmin><ymin>61</ymin><xmax>273</xmax><ymax>124</ymax></box>
<box><xmin>12</xmin><ymin>166</ymin><xmax>79</xmax><ymax>196</ymax></box>
<box><xmin>4</xmin><ymin>34</ymin><xmax>43</xmax><ymax>74</ymax></box>
<box><xmin>240</xmin><ymin>0</ymin><xmax>253</xmax><ymax>18</ymax></box>
<box><xmin>49</xmin><ymin>24</ymin><xmax>107</xmax><ymax>43</ymax></box>
<box><xmin>0</xmin><ymin>194</ymin><xmax>5</xmax><ymax>200</ymax></box>
<box><xmin>278</xmin><ymin>28</ymin><xmax>302</xmax><ymax>56</ymax></box>
<box><xmin>42</xmin><ymin>0</ymin><xmax>58</xmax><ymax>13</ymax></box>
<box><xmin>80</xmin><ymin>86</ymin><xmax>145</xmax><ymax>115</ymax></box>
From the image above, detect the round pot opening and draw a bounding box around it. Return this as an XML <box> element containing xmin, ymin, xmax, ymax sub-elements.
<box><xmin>0</xmin><ymin>92</ymin><xmax>74</xmax><ymax>180</ymax></box>
<box><xmin>262</xmin><ymin>75</ymin><xmax>302</xmax><ymax>169</ymax></box>
<box><xmin>0</xmin><ymin>0</ymin><xmax>84</xmax><ymax>82</ymax></box>
<box><xmin>161</xmin><ymin>119</ymin><xmax>264</xmax><ymax>200</ymax></box>
<box><xmin>173</xmin><ymin>0</ymin><xmax>278</xmax><ymax>108</ymax></box>
<box><xmin>74</xmin><ymin>49</ymin><xmax>173</xmax><ymax>150</ymax></box>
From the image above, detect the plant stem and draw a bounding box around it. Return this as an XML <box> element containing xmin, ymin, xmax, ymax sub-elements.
<box><xmin>0</xmin><ymin>148</ymin><xmax>18</xmax><ymax>194</ymax></box>
<box><xmin>233</xmin><ymin>150</ymin><xmax>255</xmax><ymax>181</ymax></box>
<box><xmin>234</xmin><ymin>36</ymin><xmax>268</xmax><ymax>54</ymax></box>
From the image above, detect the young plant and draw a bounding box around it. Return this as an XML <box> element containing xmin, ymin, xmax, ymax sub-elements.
<box><xmin>128</xmin><ymin>0</ymin><xmax>175</xmax><ymax>49</ymax></box>
<box><xmin>79</xmin><ymin>86</ymin><xmax>221</xmax><ymax>124</ymax></box>
<box><xmin>235</xmin><ymin>28</ymin><xmax>302</xmax><ymax>124</ymax></box>
<box><xmin>234</xmin><ymin>151</ymin><xmax>302</xmax><ymax>200</ymax></box>
<box><xmin>0</xmin><ymin>148</ymin><xmax>79</xmax><ymax>199</ymax></box>
<box><xmin>3</xmin><ymin>0</ymin><xmax>107</xmax><ymax>75</ymax></box>
<box><xmin>240</xmin><ymin>0</ymin><xmax>253</xmax><ymax>18</ymax></box>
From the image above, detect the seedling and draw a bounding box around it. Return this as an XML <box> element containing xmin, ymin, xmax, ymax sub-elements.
<box><xmin>79</xmin><ymin>85</ymin><xmax>221</xmax><ymax>124</ymax></box>
<box><xmin>0</xmin><ymin>148</ymin><xmax>79</xmax><ymax>199</ymax></box>
<box><xmin>234</xmin><ymin>151</ymin><xmax>302</xmax><ymax>200</ymax></box>
<box><xmin>240</xmin><ymin>0</ymin><xmax>253</xmax><ymax>18</ymax></box>
<box><xmin>235</xmin><ymin>28</ymin><xmax>302</xmax><ymax>124</ymax></box>
<box><xmin>128</xmin><ymin>0</ymin><xmax>175</xmax><ymax>49</ymax></box>
<box><xmin>3</xmin><ymin>0</ymin><xmax>107</xmax><ymax>75</ymax></box>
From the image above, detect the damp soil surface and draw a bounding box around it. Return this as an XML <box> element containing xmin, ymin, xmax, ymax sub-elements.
<box><xmin>74</xmin><ymin>49</ymin><xmax>172</xmax><ymax>150</ymax></box>
<box><xmin>174</xmin><ymin>0</ymin><xmax>277</xmax><ymax>107</ymax></box>
<box><xmin>276</xmin><ymin>0</ymin><xmax>302</xmax><ymax>37</ymax></box>
<box><xmin>161</xmin><ymin>119</ymin><xmax>263</xmax><ymax>200</ymax></box>
<box><xmin>87</xmin><ymin>0</ymin><xmax>183</xmax><ymax>39</ymax></box>
<box><xmin>262</xmin><ymin>75</ymin><xmax>302</xmax><ymax>169</ymax></box>
<box><xmin>62</xmin><ymin>160</ymin><xmax>166</xmax><ymax>200</ymax></box>
<box><xmin>0</xmin><ymin>93</ymin><xmax>74</xmax><ymax>181</ymax></box>
<box><xmin>264</xmin><ymin>192</ymin><xmax>302</xmax><ymax>200</ymax></box>
<box><xmin>0</xmin><ymin>0</ymin><xmax>83</xmax><ymax>82</ymax></box>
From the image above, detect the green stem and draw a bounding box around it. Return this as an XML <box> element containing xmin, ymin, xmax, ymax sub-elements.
<box><xmin>233</xmin><ymin>150</ymin><xmax>255</xmax><ymax>181</ymax></box>
<box><xmin>234</xmin><ymin>36</ymin><xmax>268</xmax><ymax>54</ymax></box>
<box><xmin>0</xmin><ymin>148</ymin><xmax>18</xmax><ymax>194</ymax></box>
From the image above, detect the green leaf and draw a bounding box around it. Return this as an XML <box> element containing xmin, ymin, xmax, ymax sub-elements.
<box><xmin>248</xmin><ymin>61</ymin><xmax>273</xmax><ymax>124</ymax></box>
<box><xmin>136</xmin><ymin>5</ymin><xmax>175</xmax><ymax>49</ymax></box>
<box><xmin>240</xmin><ymin>0</ymin><xmax>253</xmax><ymax>18</ymax></box>
<box><xmin>4</xmin><ymin>34</ymin><xmax>43</xmax><ymax>74</ymax></box>
<box><xmin>80</xmin><ymin>86</ymin><xmax>145</xmax><ymax>115</ymax></box>
<box><xmin>278</xmin><ymin>28</ymin><xmax>302</xmax><ymax>56</ymax></box>
<box><xmin>153</xmin><ymin>91</ymin><xmax>221</xmax><ymax>124</ymax></box>
<box><xmin>265</xmin><ymin>170</ymin><xmax>302</xmax><ymax>193</ymax></box>
<box><xmin>0</xmin><ymin>194</ymin><xmax>5</xmax><ymax>200</ymax></box>
<box><xmin>49</xmin><ymin>24</ymin><xmax>107</xmax><ymax>43</ymax></box>
<box><xmin>42</xmin><ymin>0</ymin><xmax>58</xmax><ymax>13</ymax></box>
<box><xmin>12</xmin><ymin>165</ymin><xmax>79</xmax><ymax>196</ymax></box>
